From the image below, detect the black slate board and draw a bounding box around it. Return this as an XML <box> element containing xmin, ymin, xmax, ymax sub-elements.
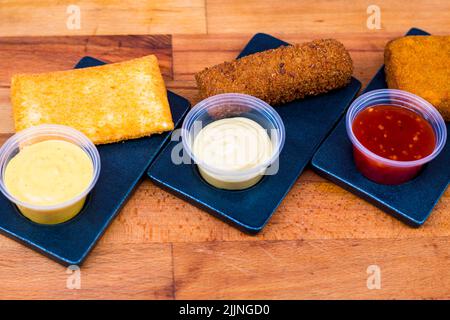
<box><xmin>311</xmin><ymin>28</ymin><xmax>450</xmax><ymax>226</ymax></box>
<box><xmin>147</xmin><ymin>33</ymin><xmax>361</xmax><ymax>233</ymax></box>
<box><xmin>0</xmin><ymin>56</ymin><xmax>190</xmax><ymax>265</ymax></box>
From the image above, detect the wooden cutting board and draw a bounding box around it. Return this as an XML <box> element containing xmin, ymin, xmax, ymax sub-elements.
<box><xmin>0</xmin><ymin>30</ymin><xmax>449</xmax><ymax>299</ymax></box>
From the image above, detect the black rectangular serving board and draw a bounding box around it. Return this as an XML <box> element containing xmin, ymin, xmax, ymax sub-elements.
<box><xmin>0</xmin><ymin>56</ymin><xmax>190</xmax><ymax>265</ymax></box>
<box><xmin>311</xmin><ymin>28</ymin><xmax>450</xmax><ymax>226</ymax></box>
<box><xmin>147</xmin><ymin>33</ymin><xmax>361</xmax><ymax>233</ymax></box>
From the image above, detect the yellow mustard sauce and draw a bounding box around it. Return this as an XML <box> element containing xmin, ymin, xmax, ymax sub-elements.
<box><xmin>4</xmin><ymin>139</ymin><xmax>93</xmax><ymax>224</ymax></box>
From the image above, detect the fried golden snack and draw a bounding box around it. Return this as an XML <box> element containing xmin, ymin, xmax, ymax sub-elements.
<box><xmin>11</xmin><ymin>55</ymin><xmax>174</xmax><ymax>144</ymax></box>
<box><xmin>385</xmin><ymin>36</ymin><xmax>450</xmax><ymax>121</ymax></box>
<box><xmin>195</xmin><ymin>39</ymin><xmax>353</xmax><ymax>106</ymax></box>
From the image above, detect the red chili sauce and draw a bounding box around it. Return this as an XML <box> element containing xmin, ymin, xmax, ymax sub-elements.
<box><xmin>351</xmin><ymin>105</ymin><xmax>436</xmax><ymax>184</ymax></box>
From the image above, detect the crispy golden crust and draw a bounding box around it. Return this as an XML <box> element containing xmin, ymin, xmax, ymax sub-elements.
<box><xmin>385</xmin><ymin>36</ymin><xmax>450</xmax><ymax>121</ymax></box>
<box><xmin>195</xmin><ymin>39</ymin><xmax>353</xmax><ymax>105</ymax></box>
<box><xmin>11</xmin><ymin>55</ymin><xmax>174</xmax><ymax>144</ymax></box>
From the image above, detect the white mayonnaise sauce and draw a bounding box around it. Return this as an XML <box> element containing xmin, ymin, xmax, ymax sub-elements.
<box><xmin>192</xmin><ymin>117</ymin><xmax>273</xmax><ymax>190</ymax></box>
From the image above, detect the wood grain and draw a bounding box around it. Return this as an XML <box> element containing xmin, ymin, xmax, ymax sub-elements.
<box><xmin>0</xmin><ymin>0</ymin><xmax>449</xmax><ymax>300</ymax></box>
<box><xmin>98</xmin><ymin>174</ymin><xmax>450</xmax><ymax>245</ymax></box>
<box><xmin>0</xmin><ymin>35</ymin><xmax>172</xmax><ymax>87</ymax></box>
<box><xmin>0</xmin><ymin>239</ymin><xmax>174</xmax><ymax>299</ymax></box>
<box><xmin>0</xmin><ymin>0</ymin><xmax>206</xmax><ymax>36</ymax></box>
<box><xmin>207</xmin><ymin>0</ymin><xmax>450</xmax><ymax>34</ymax></box>
<box><xmin>173</xmin><ymin>238</ymin><xmax>450</xmax><ymax>299</ymax></box>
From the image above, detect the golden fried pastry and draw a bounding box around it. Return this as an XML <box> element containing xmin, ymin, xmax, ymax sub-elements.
<box><xmin>195</xmin><ymin>39</ymin><xmax>353</xmax><ymax>106</ymax></box>
<box><xmin>385</xmin><ymin>36</ymin><xmax>450</xmax><ymax>120</ymax></box>
<box><xmin>11</xmin><ymin>55</ymin><xmax>174</xmax><ymax>144</ymax></box>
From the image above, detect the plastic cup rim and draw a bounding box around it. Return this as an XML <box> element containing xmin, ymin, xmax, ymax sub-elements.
<box><xmin>181</xmin><ymin>93</ymin><xmax>286</xmax><ymax>178</ymax></box>
<box><xmin>346</xmin><ymin>89</ymin><xmax>447</xmax><ymax>168</ymax></box>
<box><xmin>0</xmin><ymin>124</ymin><xmax>101</xmax><ymax>212</ymax></box>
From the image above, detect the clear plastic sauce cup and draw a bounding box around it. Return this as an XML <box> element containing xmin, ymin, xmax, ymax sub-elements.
<box><xmin>182</xmin><ymin>93</ymin><xmax>285</xmax><ymax>190</ymax></box>
<box><xmin>346</xmin><ymin>89</ymin><xmax>447</xmax><ymax>185</ymax></box>
<box><xmin>0</xmin><ymin>124</ymin><xmax>101</xmax><ymax>224</ymax></box>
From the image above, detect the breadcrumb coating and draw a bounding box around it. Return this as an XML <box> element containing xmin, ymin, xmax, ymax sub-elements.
<box><xmin>385</xmin><ymin>36</ymin><xmax>450</xmax><ymax>121</ymax></box>
<box><xmin>195</xmin><ymin>39</ymin><xmax>353</xmax><ymax>106</ymax></box>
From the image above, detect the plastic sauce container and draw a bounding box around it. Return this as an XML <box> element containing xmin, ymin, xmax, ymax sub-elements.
<box><xmin>0</xmin><ymin>125</ymin><xmax>100</xmax><ymax>224</ymax></box>
<box><xmin>182</xmin><ymin>93</ymin><xmax>285</xmax><ymax>190</ymax></box>
<box><xmin>346</xmin><ymin>89</ymin><xmax>447</xmax><ymax>185</ymax></box>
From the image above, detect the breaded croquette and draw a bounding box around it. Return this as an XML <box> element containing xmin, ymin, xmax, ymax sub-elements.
<box><xmin>385</xmin><ymin>36</ymin><xmax>450</xmax><ymax>121</ymax></box>
<box><xmin>195</xmin><ymin>39</ymin><xmax>353</xmax><ymax>106</ymax></box>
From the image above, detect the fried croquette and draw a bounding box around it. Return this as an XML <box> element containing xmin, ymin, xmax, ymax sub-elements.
<box><xmin>195</xmin><ymin>39</ymin><xmax>353</xmax><ymax>106</ymax></box>
<box><xmin>385</xmin><ymin>36</ymin><xmax>450</xmax><ymax>121</ymax></box>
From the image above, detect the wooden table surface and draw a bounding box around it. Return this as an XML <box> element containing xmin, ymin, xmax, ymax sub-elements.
<box><xmin>0</xmin><ymin>0</ymin><xmax>449</xmax><ymax>300</ymax></box>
